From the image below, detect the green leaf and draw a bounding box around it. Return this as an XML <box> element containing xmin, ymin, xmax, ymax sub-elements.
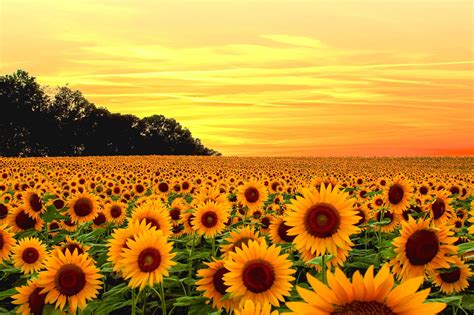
<box><xmin>42</xmin><ymin>205</ymin><xmax>67</xmax><ymax>223</ymax></box>
<box><xmin>428</xmin><ymin>296</ymin><xmax>462</xmax><ymax>304</ymax></box>
<box><xmin>0</xmin><ymin>288</ymin><xmax>17</xmax><ymax>301</ymax></box>
<box><xmin>41</xmin><ymin>305</ymin><xmax>62</xmax><ymax>315</ymax></box>
<box><xmin>174</xmin><ymin>296</ymin><xmax>208</xmax><ymax>307</ymax></box>
<box><xmin>462</xmin><ymin>294</ymin><xmax>474</xmax><ymax>310</ymax></box>
<box><xmin>306</xmin><ymin>254</ymin><xmax>333</xmax><ymax>266</ymax></box>
<box><xmin>458</xmin><ymin>242</ymin><xmax>474</xmax><ymax>255</ymax></box>
<box><xmin>77</xmin><ymin>228</ymin><xmax>106</xmax><ymax>242</ymax></box>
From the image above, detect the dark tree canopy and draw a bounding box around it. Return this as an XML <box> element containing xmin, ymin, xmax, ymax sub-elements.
<box><xmin>0</xmin><ymin>70</ymin><xmax>221</xmax><ymax>157</ymax></box>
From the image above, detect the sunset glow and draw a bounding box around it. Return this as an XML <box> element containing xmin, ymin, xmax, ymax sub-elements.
<box><xmin>1</xmin><ymin>0</ymin><xmax>473</xmax><ymax>156</ymax></box>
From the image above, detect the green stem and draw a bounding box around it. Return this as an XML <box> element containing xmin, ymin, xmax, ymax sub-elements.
<box><xmin>211</xmin><ymin>237</ymin><xmax>216</xmax><ymax>258</ymax></box>
<box><xmin>188</xmin><ymin>233</ymin><xmax>196</xmax><ymax>292</ymax></box>
<box><xmin>160</xmin><ymin>281</ymin><xmax>167</xmax><ymax>315</ymax></box>
<box><xmin>321</xmin><ymin>254</ymin><xmax>327</xmax><ymax>285</ymax></box>
<box><xmin>132</xmin><ymin>288</ymin><xmax>137</xmax><ymax>315</ymax></box>
<box><xmin>142</xmin><ymin>287</ymin><xmax>147</xmax><ymax>314</ymax></box>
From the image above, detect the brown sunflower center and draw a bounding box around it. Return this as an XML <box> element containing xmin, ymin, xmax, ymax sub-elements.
<box><xmin>439</xmin><ymin>268</ymin><xmax>461</xmax><ymax>283</ymax></box>
<box><xmin>242</xmin><ymin>260</ymin><xmax>275</xmax><ymax>293</ymax></box>
<box><xmin>355</xmin><ymin>209</ymin><xmax>365</xmax><ymax>226</ymax></box>
<box><xmin>15</xmin><ymin>210</ymin><xmax>36</xmax><ymax>230</ymax></box>
<box><xmin>170</xmin><ymin>208</ymin><xmax>181</xmax><ymax>220</ymax></box>
<box><xmin>158</xmin><ymin>183</ymin><xmax>169</xmax><ymax>193</ymax></box>
<box><xmin>419</xmin><ymin>186</ymin><xmax>429</xmax><ymax>195</ymax></box>
<box><xmin>63</xmin><ymin>219</ymin><xmax>75</xmax><ymax>227</ymax></box>
<box><xmin>0</xmin><ymin>234</ymin><xmax>4</xmax><ymax>249</ymax></box>
<box><xmin>431</xmin><ymin>199</ymin><xmax>446</xmax><ymax>219</ymax></box>
<box><xmin>137</xmin><ymin>247</ymin><xmax>161</xmax><ymax>272</ymax></box>
<box><xmin>22</xmin><ymin>247</ymin><xmax>40</xmax><ymax>264</ymax></box>
<box><xmin>305</xmin><ymin>203</ymin><xmax>340</xmax><ymax>238</ymax></box>
<box><xmin>172</xmin><ymin>224</ymin><xmax>184</xmax><ymax>233</ymax></box>
<box><xmin>29</xmin><ymin>193</ymin><xmax>43</xmax><ymax>212</ymax></box>
<box><xmin>277</xmin><ymin>221</ymin><xmax>296</xmax><ymax>243</ymax></box>
<box><xmin>49</xmin><ymin>222</ymin><xmax>60</xmax><ymax>230</ymax></box>
<box><xmin>388</xmin><ymin>184</ymin><xmax>404</xmax><ymax>205</ymax></box>
<box><xmin>261</xmin><ymin>217</ymin><xmax>271</xmax><ymax>229</ymax></box>
<box><xmin>232</xmin><ymin>237</ymin><xmax>252</xmax><ymax>252</ymax></box>
<box><xmin>55</xmin><ymin>264</ymin><xmax>86</xmax><ymax>296</ymax></box>
<box><xmin>333</xmin><ymin>301</ymin><xmax>394</xmax><ymax>315</ymax></box>
<box><xmin>182</xmin><ymin>182</ymin><xmax>190</xmax><ymax>190</ymax></box>
<box><xmin>375</xmin><ymin>198</ymin><xmax>384</xmax><ymax>206</ymax></box>
<box><xmin>0</xmin><ymin>204</ymin><xmax>8</xmax><ymax>219</ymax></box>
<box><xmin>28</xmin><ymin>287</ymin><xmax>47</xmax><ymax>315</ymax></box>
<box><xmin>244</xmin><ymin>187</ymin><xmax>260</xmax><ymax>203</ymax></box>
<box><xmin>73</xmin><ymin>197</ymin><xmax>93</xmax><ymax>217</ymax></box>
<box><xmin>143</xmin><ymin>217</ymin><xmax>160</xmax><ymax>230</ymax></box>
<box><xmin>110</xmin><ymin>206</ymin><xmax>122</xmax><ymax>218</ymax></box>
<box><xmin>212</xmin><ymin>267</ymin><xmax>230</xmax><ymax>295</ymax></box>
<box><xmin>201</xmin><ymin>211</ymin><xmax>218</xmax><ymax>228</ymax></box>
<box><xmin>135</xmin><ymin>184</ymin><xmax>145</xmax><ymax>193</ymax></box>
<box><xmin>187</xmin><ymin>214</ymin><xmax>195</xmax><ymax>227</ymax></box>
<box><xmin>405</xmin><ymin>229</ymin><xmax>439</xmax><ymax>266</ymax></box>
<box><xmin>450</xmin><ymin>186</ymin><xmax>460</xmax><ymax>195</ymax></box>
<box><xmin>63</xmin><ymin>244</ymin><xmax>84</xmax><ymax>255</ymax></box>
<box><xmin>93</xmin><ymin>213</ymin><xmax>106</xmax><ymax>226</ymax></box>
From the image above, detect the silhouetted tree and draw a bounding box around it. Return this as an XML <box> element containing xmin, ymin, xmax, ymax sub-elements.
<box><xmin>0</xmin><ymin>70</ymin><xmax>221</xmax><ymax>157</ymax></box>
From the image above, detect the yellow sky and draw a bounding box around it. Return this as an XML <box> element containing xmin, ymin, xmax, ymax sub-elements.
<box><xmin>1</xmin><ymin>0</ymin><xmax>473</xmax><ymax>156</ymax></box>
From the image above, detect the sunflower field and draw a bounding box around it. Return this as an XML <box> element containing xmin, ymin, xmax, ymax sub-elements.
<box><xmin>0</xmin><ymin>156</ymin><xmax>472</xmax><ymax>315</ymax></box>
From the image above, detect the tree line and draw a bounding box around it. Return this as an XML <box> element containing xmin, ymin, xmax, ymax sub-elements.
<box><xmin>0</xmin><ymin>70</ymin><xmax>221</xmax><ymax>157</ymax></box>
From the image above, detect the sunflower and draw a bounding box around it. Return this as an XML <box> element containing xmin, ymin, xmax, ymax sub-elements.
<box><xmin>0</xmin><ymin>202</ymin><xmax>10</xmax><ymax>225</ymax></box>
<box><xmin>23</xmin><ymin>189</ymin><xmax>45</xmax><ymax>219</ymax></box>
<box><xmin>286</xmin><ymin>185</ymin><xmax>360</xmax><ymax>256</ymax></box>
<box><xmin>12</xmin><ymin>237</ymin><xmax>47</xmax><ymax>274</ymax></box>
<box><xmin>53</xmin><ymin>236</ymin><xmax>90</xmax><ymax>258</ymax></box>
<box><xmin>68</xmin><ymin>193</ymin><xmax>99</xmax><ymax>224</ymax></box>
<box><xmin>38</xmin><ymin>249</ymin><xmax>102</xmax><ymax>314</ymax></box>
<box><xmin>48</xmin><ymin>220</ymin><xmax>61</xmax><ymax>236</ymax></box>
<box><xmin>180</xmin><ymin>210</ymin><xmax>196</xmax><ymax>235</ymax></box>
<box><xmin>192</xmin><ymin>201</ymin><xmax>229</xmax><ymax>238</ymax></box>
<box><xmin>428</xmin><ymin>190</ymin><xmax>453</xmax><ymax>226</ymax></box>
<box><xmin>235</xmin><ymin>300</ymin><xmax>279</xmax><ymax>315</ymax></box>
<box><xmin>237</xmin><ymin>181</ymin><xmax>268</xmax><ymax>211</ymax></box>
<box><xmin>12</xmin><ymin>278</ymin><xmax>48</xmax><ymax>315</ymax></box>
<box><xmin>468</xmin><ymin>201</ymin><xmax>474</xmax><ymax>235</ymax></box>
<box><xmin>130</xmin><ymin>199</ymin><xmax>172</xmax><ymax>238</ymax></box>
<box><xmin>104</xmin><ymin>201</ymin><xmax>127</xmax><ymax>225</ymax></box>
<box><xmin>258</xmin><ymin>214</ymin><xmax>273</xmax><ymax>234</ymax></box>
<box><xmin>353</xmin><ymin>205</ymin><xmax>370</xmax><ymax>229</ymax></box>
<box><xmin>392</xmin><ymin>217</ymin><xmax>458</xmax><ymax>282</ymax></box>
<box><xmin>220</xmin><ymin>225</ymin><xmax>263</xmax><ymax>258</ymax></box>
<box><xmin>107</xmin><ymin>220</ymin><xmax>154</xmax><ymax>273</ymax></box>
<box><xmin>169</xmin><ymin>198</ymin><xmax>188</xmax><ymax>223</ymax></box>
<box><xmin>121</xmin><ymin>228</ymin><xmax>176</xmax><ymax>290</ymax></box>
<box><xmin>196</xmin><ymin>259</ymin><xmax>240</xmax><ymax>311</ymax></box>
<box><xmin>374</xmin><ymin>209</ymin><xmax>401</xmax><ymax>233</ymax></box>
<box><xmin>286</xmin><ymin>264</ymin><xmax>446</xmax><ymax>315</ymax></box>
<box><xmin>61</xmin><ymin>217</ymin><xmax>78</xmax><ymax>232</ymax></box>
<box><xmin>223</xmin><ymin>240</ymin><xmax>295</xmax><ymax>307</ymax></box>
<box><xmin>269</xmin><ymin>217</ymin><xmax>296</xmax><ymax>245</ymax></box>
<box><xmin>298</xmin><ymin>245</ymin><xmax>350</xmax><ymax>272</ymax></box>
<box><xmin>7</xmin><ymin>207</ymin><xmax>44</xmax><ymax>232</ymax></box>
<box><xmin>430</xmin><ymin>257</ymin><xmax>473</xmax><ymax>294</ymax></box>
<box><xmin>0</xmin><ymin>224</ymin><xmax>15</xmax><ymax>263</ymax></box>
<box><xmin>92</xmin><ymin>211</ymin><xmax>107</xmax><ymax>229</ymax></box>
<box><xmin>385</xmin><ymin>176</ymin><xmax>412</xmax><ymax>214</ymax></box>
<box><xmin>171</xmin><ymin>223</ymin><xmax>186</xmax><ymax>238</ymax></box>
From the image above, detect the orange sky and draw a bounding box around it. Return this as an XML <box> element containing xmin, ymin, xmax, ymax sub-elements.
<box><xmin>1</xmin><ymin>0</ymin><xmax>473</xmax><ymax>156</ymax></box>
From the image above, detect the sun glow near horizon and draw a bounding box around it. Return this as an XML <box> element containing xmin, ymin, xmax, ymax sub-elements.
<box><xmin>1</xmin><ymin>0</ymin><xmax>473</xmax><ymax>156</ymax></box>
